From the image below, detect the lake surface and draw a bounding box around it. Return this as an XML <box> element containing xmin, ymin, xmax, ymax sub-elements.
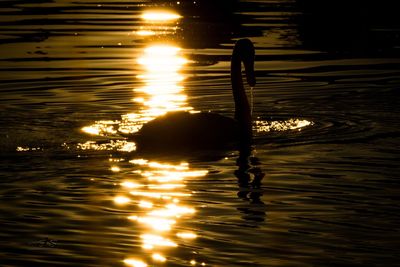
<box><xmin>1</xmin><ymin>1</ymin><xmax>400</xmax><ymax>266</ymax></box>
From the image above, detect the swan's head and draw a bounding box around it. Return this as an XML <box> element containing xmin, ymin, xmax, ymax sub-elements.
<box><xmin>234</xmin><ymin>38</ymin><xmax>256</xmax><ymax>87</ymax></box>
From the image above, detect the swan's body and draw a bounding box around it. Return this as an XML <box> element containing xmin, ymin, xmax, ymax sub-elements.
<box><xmin>133</xmin><ymin>39</ymin><xmax>256</xmax><ymax>152</ymax></box>
<box><xmin>135</xmin><ymin>111</ymin><xmax>238</xmax><ymax>151</ymax></box>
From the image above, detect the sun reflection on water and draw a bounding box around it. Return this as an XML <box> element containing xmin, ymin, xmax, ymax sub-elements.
<box><xmin>255</xmin><ymin>118</ymin><xmax>313</xmax><ymax>133</ymax></box>
<box><xmin>152</xmin><ymin>253</ymin><xmax>167</xmax><ymax>262</ymax></box>
<box><xmin>118</xmin><ymin>159</ymin><xmax>207</xmax><ymax>266</ymax></box>
<box><xmin>81</xmin><ymin>41</ymin><xmax>190</xmax><ymax>140</ymax></box>
<box><xmin>79</xmin><ymin>8</ymin><xmax>187</xmax><ymax>142</ymax></box>
<box><xmin>141</xmin><ymin>10</ymin><xmax>181</xmax><ymax>22</ymax></box>
<box><xmin>80</xmin><ymin>21</ymin><xmax>192</xmax><ymax>152</ymax></box>
<box><xmin>76</xmin><ymin>140</ymin><xmax>136</xmax><ymax>152</ymax></box>
<box><xmin>130</xmin><ymin>44</ymin><xmax>191</xmax><ymax>119</ymax></box>
<box><xmin>123</xmin><ymin>259</ymin><xmax>147</xmax><ymax>267</ymax></box>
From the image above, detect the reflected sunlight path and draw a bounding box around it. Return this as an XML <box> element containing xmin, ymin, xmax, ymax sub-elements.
<box><xmin>79</xmin><ymin>9</ymin><xmax>209</xmax><ymax>266</ymax></box>
<box><xmin>117</xmin><ymin>159</ymin><xmax>207</xmax><ymax>267</ymax></box>
<box><xmin>81</xmin><ymin>42</ymin><xmax>191</xmax><ymax>139</ymax></box>
<box><xmin>81</xmin><ymin>8</ymin><xmax>191</xmax><ymax>142</ymax></box>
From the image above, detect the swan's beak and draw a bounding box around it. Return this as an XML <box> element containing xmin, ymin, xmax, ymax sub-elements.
<box><xmin>247</xmin><ymin>73</ymin><xmax>256</xmax><ymax>87</ymax></box>
<box><xmin>245</xmin><ymin>62</ymin><xmax>256</xmax><ymax>87</ymax></box>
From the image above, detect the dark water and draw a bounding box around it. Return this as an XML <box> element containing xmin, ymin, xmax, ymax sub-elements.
<box><xmin>1</xmin><ymin>1</ymin><xmax>400</xmax><ymax>266</ymax></box>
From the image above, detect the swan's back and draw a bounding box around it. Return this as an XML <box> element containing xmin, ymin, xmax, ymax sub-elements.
<box><xmin>134</xmin><ymin>111</ymin><xmax>238</xmax><ymax>152</ymax></box>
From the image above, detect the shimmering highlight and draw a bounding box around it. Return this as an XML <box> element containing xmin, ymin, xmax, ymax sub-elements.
<box><xmin>255</xmin><ymin>118</ymin><xmax>313</xmax><ymax>133</ymax></box>
<box><xmin>141</xmin><ymin>11</ymin><xmax>181</xmax><ymax>22</ymax></box>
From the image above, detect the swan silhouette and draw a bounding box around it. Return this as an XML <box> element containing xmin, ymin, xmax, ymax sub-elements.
<box><xmin>133</xmin><ymin>38</ymin><xmax>256</xmax><ymax>153</ymax></box>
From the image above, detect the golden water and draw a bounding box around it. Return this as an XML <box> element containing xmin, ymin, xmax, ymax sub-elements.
<box><xmin>1</xmin><ymin>1</ymin><xmax>400</xmax><ymax>266</ymax></box>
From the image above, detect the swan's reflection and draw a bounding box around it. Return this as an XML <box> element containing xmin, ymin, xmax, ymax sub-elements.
<box><xmin>120</xmin><ymin>159</ymin><xmax>207</xmax><ymax>266</ymax></box>
<box><xmin>235</xmin><ymin>144</ymin><xmax>266</xmax><ymax>222</ymax></box>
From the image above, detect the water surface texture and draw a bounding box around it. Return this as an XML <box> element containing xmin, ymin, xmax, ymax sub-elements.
<box><xmin>1</xmin><ymin>1</ymin><xmax>400</xmax><ymax>266</ymax></box>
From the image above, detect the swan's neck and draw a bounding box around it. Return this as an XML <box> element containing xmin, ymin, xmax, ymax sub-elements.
<box><xmin>231</xmin><ymin>53</ymin><xmax>252</xmax><ymax>141</ymax></box>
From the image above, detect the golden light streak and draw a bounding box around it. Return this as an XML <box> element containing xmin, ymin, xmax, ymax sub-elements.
<box><xmin>148</xmin><ymin>204</ymin><xmax>195</xmax><ymax>218</ymax></box>
<box><xmin>166</xmin><ymin>204</ymin><xmax>196</xmax><ymax>216</ymax></box>
<box><xmin>109</xmin><ymin>158</ymin><xmax>124</xmax><ymax>162</ymax></box>
<box><xmin>138</xmin><ymin>200</ymin><xmax>154</xmax><ymax>208</ymax></box>
<box><xmin>76</xmin><ymin>140</ymin><xmax>136</xmax><ymax>152</ymax></box>
<box><xmin>121</xmin><ymin>181</ymin><xmax>142</xmax><ymax>189</ymax></box>
<box><xmin>255</xmin><ymin>119</ymin><xmax>313</xmax><ymax>133</ymax></box>
<box><xmin>114</xmin><ymin>196</ymin><xmax>130</xmax><ymax>205</ymax></box>
<box><xmin>131</xmin><ymin>216</ymin><xmax>176</xmax><ymax>231</ymax></box>
<box><xmin>148</xmin><ymin>161</ymin><xmax>189</xmax><ymax>170</ymax></box>
<box><xmin>141</xmin><ymin>234</ymin><xmax>177</xmax><ymax>248</ymax></box>
<box><xmin>81</xmin><ymin>120</ymin><xmax>118</xmax><ymax>136</ymax></box>
<box><xmin>130</xmin><ymin>191</ymin><xmax>192</xmax><ymax>198</ymax></box>
<box><xmin>152</xmin><ymin>253</ymin><xmax>166</xmax><ymax>262</ymax></box>
<box><xmin>136</xmin><ymin>30</ymin><xmax>156</xmax><ymax>36</ymax></box>
<box><xmin>144</xmin><ymin>45</ymin><xmax>181</xmax><ymax>55</ymax></box>
<box><xmin>123</xmin><ymin>259</ymin><xmax>147</xmax><ymax>267</ymax></box>
<box><xmin>119</xmin><ymin>142</ymin><xmax>137</xmax><ymax>152</ymax></box>
<box><xmin>138</xmin><ymin>73</ymin><xmax>185</xmax><ymax>83</ymax></box>
<box><xmin>81</xmin><ymin>126</ymin><xmax>100</xmax><ymax>135</ymax></box>
<box><xmin>176</xmin><ymin>232</ymin><xmax>197</xmax><ymax>239</ymax></box>
<box><xmin>110</xmin><ymin>166</ymin><xmax>120</xmax><ymax>172</ymax></box>
<box><xmin>148</xmin><ymin>184</ymin><xmax>185</xmax><ymax>190</ymax></box>
<box><xmin>147</xmin><ymin>208</ymin><xmax>178</xmax><ymax>218</ymax></box>
<box><xmin>141</xmin><ymin>11</ymin><xmax>181</xmax><ymax>22</ymax></box>
<box><xmin>130</xmin><ymin>159</ymin><xmax>149</xmax><ymax>165</ymax></box>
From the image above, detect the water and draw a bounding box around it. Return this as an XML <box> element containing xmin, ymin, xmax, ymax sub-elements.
<box><xmin>1</xmin><ymin>1</ymin><xmax>400</xmax><ymax>266</ymax></box>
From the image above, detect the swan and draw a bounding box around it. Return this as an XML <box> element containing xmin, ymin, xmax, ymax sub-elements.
<box><xmin>132</xmin><ymin>38</ymin><xmax>256</xmax><ymax>153</ymax></box>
